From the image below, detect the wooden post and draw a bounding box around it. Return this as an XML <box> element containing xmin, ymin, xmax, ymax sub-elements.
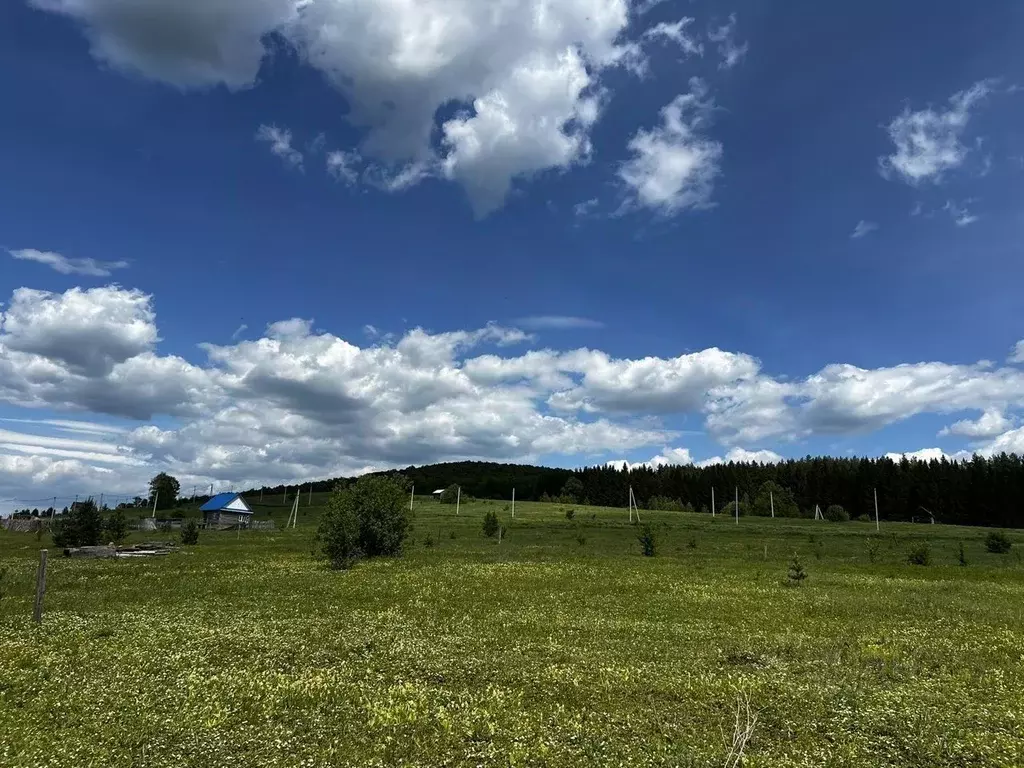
<box><xmin>711</xmin><ymin>487</ymin><xmax>715</xmax><ymax>517</ymax></box>
<box><xmin>735</xmin><ymin>486</ymin><xmax>739</xmax><ymax>525</ymax></box>
<box><xmin>874</xmin><ymin>488</ymin><xmax>879</xmax><ymax>532</ymax></box>
<box><xmin>33</xmin><ymin>550</ymin><xmax>48</xmax><ymax>624</ymax></box>
<box><xmin>151</xmin><ymin>491</ymin><xmax>158</xmax><ymax>518</ymax></box>
<box><xmin>308</xmin><ymin>485</ymin><xmax>312</xmax><ymax>505</ymax></box>
<box><xmin>410</xmin><ymin>484</ymin><xmax>415</xmax><ymax>512</ymax></box>
<box><xmin>770</xmin><ymin>491</ymin><xmax>774</xmax><ymax>518</ymax></box>
<box><xmin>511</xmin><ymin>487</ymin><xmax>515</xmax><ymax>518</ymax></box>
<box><xmin>628</xmin><ymin>486</ymin><xmax>633</xmax><ymax>523</ymax></box>
<box><xmin>456</xmin><ymin>486</ymin><xmax>460</xmax><ymax>516</ymax></box>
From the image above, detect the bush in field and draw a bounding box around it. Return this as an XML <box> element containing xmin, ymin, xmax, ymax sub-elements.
<box><xmin>438</xmin><ymin>484</ymin><xmax>461</xmax><ymax>504</ymax></box>
<box><xmin>105</xmin><ymin>510</ymin><xmax>129</xmax><ymax>544</ymax></box>
<box><xmin>180</xmin><ymin>519</ymin><xmax>200</xmax><ymax>545</ymax></box>
<box><xmin>647</xmin><ymin>496</ymin><xmax>685</xmax><ymax>512</ymax></box>
<box><xmin>788</xmin><ymin>555</ymin><xmax>807</xmax><ymax>585</ymax></box>
<box><xmin>752</xmin><ymin>481</ymin><xmax>799</xmax><ymax>517</ymax></box>
<box><xmin>907</xmin><ymin>543</ymin><xmax>931</xmax><ymax>566</ymax></box>
<box><xmin>958</xmin><ymin>541</ymin><xmax>968</xmax><ymax>566</ymax></box>
<box><xmin>637</xmin><ymin>524</ymin><xmax>656</xmax><ymax>557</ymax></box>
<box><xmin>824</xmin><ymin>505</ymin><xmax>850</xmax><ymax>522</ymax></box>
<box><xmin>0</xmin><ymin>563</ymin><xmax>7</xmax><ymax>599</ymax></box>
<box><xmin>564</xmin><ymin>508</ymin><xmax>575</xmax><ymax>521</ymax></box>
<box><xmin>318</xmin><ymin>476</ymin><xmax>410</xmax><ymax>569</ymax></box>
<box><xmin>561</xmin><ymin>476</ymin><xmax>584</xmax><ymax>503</ymax></box>
<box><xmin>482</xmin><ymin>509</ymin><xmax>500</xmax><ymax>538</ymax></box>
<box><xmin>856</xmin><ymin>513</ymin><xmax>871</xmax><ymax>523</ymax></box>
<box><xmin>51</xmin><ymin>500</ymin><xmax>103</xmax><ymax>548</ymax></box>
<box><xmin>720</xmin><ymin>498</ymin><xmax>751</xmax><ymax>518</ymax></box>
<box><xmin>985</xmin><ymin>531</ymin><xmax>1012</xmax><ymax>554</ymax></box>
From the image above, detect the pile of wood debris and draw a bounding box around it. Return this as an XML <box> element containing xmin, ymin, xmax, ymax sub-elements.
<box><xmin>63</xmin><ymin>542</ymin><xmax>178</xmax><ymax>559</ymax></box>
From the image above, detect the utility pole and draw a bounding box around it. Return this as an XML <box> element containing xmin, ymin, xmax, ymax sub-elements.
<box><xmin>711</xmin><ymin>487</ymin><xmax>715</xmax><ymax>517</ymax></box>
<box><xmin>152</xmin><ymin>491</ymin><xmax>158</xmax><ymax>518</ymax></box>
<box><xmin>456</xmin><ymin>486</ymin><xmax>461</xmax><ymax>516</ymax></box>
<box><xmin>770</xmin><ymin>490</ymin><xmax>775</xmax><ymax>518</ymax></box>
<box><xmin>511</xmin><ymin>487</ymin><xmax>515</xmax><ymax>518</ymax></box>
<box><xmin>874</xmin><ymin>488</ymin><xmax>880</xmax><ymax>532</ymax></box>
<box><xmin>308</xmin><ymin>485</ymin><xmax>312</xmax><ymax>505</ymax></box>
<box><xmin>410</xmin><ymin>484</ymin><xmax>415</xmax><ymax>512</ymax></box>
<box><xmin>735</xmin><ymin>486</ymin><xmax>739</xmax><ymax>525</ymax></box>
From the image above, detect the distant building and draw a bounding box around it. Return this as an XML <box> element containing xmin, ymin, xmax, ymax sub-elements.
<box><xmin>200</xmin><ymin>493</ymin><xmax>253</xmax><ymax>528</ymax></box>
<box><xmin>432</xmin><ymin>489</ymin><xmax>445</xmax><ymax>498</ymax></box>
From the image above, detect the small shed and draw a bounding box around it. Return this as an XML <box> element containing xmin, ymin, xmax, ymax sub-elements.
<box><xmin>200</xmin><ymin>493</ymin><xmax>253</xmax><ymax>528</ymax></box>
<box><xmin>432</xmin><ymin>488</ymin><xmax>445</xmax><ymax>498</ymax></box>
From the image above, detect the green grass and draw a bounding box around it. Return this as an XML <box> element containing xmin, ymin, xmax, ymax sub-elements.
<box><xmin>1</xmin><ymin>499</ymin><xmax>1023</xmax><ymax>767</ymax></box>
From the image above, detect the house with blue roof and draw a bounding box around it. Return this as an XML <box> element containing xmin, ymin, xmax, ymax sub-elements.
<box><xmin>200</xmin><ymin>493</ymin><xmax>253</xmax><ymax>528</ymax></box>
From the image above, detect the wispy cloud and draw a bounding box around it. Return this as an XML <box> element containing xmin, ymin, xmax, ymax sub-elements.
<box><xmin>517</xmin><ymin>315</ymin><xmax>605</xmax><ymax>330</ymax></box>
<box><xmin>231</xmin><ymin>324</ymin><xmax>248</xmax><ymax>341</ymax></box>
<box><xmin>255</xmin><ymin>124</ymin><xmax>303</xmax><ymax>170</ymax></box>
<box><xmin>708</xmin><ymin>14</ymin><xmax>748</xmax><ymax>70</ymax></box>
<box><xmin>944</xmin><ymin>199</ymin><xmax>979</xmax><ymax>227</ymax></box>
<box><xmin>573</xmin><ymin>198</ymin><xmax>599</xmax><ymax>218</ymax></box>
<box><xmin>9</xmin><ymin>248</ymin><xmax>128</xmax><ymax>277</ymax></box>
<box><xmin>850</xmin><ymin>220</ymin><xmax>879</xmax><ymax>239</ymax></box>
<box><xmin>880</xmin><ymin>80</ymin><xmax>993</xmax><ymax>184</ymax></box>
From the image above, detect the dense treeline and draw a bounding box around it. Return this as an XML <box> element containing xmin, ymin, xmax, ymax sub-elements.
<box><xmin>238</xmin><ymin>455</ymin><xmax>1024</xmax><ymax>528</ymax></box>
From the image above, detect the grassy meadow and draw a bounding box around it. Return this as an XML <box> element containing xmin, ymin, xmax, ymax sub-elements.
<box><xmin>1</xmin><ymin>496</ymin><xmax>1023</xmax><ymax>767</ymax></box>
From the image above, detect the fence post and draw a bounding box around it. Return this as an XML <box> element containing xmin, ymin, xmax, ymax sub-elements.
<box><xmin>33</xmin><ymin>549</ymin><xmax>48</xmax><ymax>624</ymax></box>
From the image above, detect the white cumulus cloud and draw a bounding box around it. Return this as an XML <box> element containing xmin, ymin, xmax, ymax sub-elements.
<box><xmin>619</xmin><ymin>78</ymin><xmax>723</xmax><ymax>215</ymax></box>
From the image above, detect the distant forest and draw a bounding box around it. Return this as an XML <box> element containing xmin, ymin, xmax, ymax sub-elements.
<box><xmin>250</xmin><ymin>455</ymin><xmax>1024</xmax><ymax>529</ymax></box>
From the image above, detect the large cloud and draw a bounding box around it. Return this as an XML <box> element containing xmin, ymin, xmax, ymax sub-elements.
<box><xmin>7</xmin><ymin>283</ymin><xmax>1024</xmax><ymax>502</ymax></box>
<box><xmin>33</xmin><ymin>0</ymin><xmax>644</xmax><ymax>213</ymax></box>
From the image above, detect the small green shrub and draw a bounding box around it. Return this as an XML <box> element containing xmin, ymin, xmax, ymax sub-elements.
<box><xmin>424</xmin><ymin>535</ymin><xmax>435</xmax><ymax>548</ymax></box>
<box><xmin>51</xmin><ymin>500</ymin><xmax>103</xmax><ymax>549</ymax></box>
<box><xmin>687</xmin><ymin>536</ymin><xmax>697</xmax><ymax>549</ymax></box>
<box><xmin>482</xmin><ymin>509</ymin><xmax>500</xmax><ymax>538</ymax></box>
<box><xmin>180</xmin><ymin>520</ymin><xmax>200</xmax><ymax>545</ymax></box>
<box><xmin>985</xmin><ymin>531</ymin><xmax>1012</xmax><ymax>554</ymax></box>
<box><xmin>867</xmin><ymin>537</ymin><xmax>880</xmax><ymax>564</ymax></box>
<box><xmin>907</xmin><ymin>543</ymin><xmax>931</xmax><ymax>566</ymax></box>
<box><xmin>576</xmin><ymin>534</ymin><xmax>586</xmax><ymax>546</ymax></box>
<box><xmin>317</xmin><ymin>476</ymin><xmax>410</xmax><ymax>570</ymax></box>
<box><xmin>105</xmin><ymin>510</ymin><xmax>128</xmax><ymax>544</ymax></box>
<box><xmin>448</xmin><ymin>530</ymin><xmax>457</xmax><ymax>539</ymax></box>
<box><xmin>958</xmin><ymin>541</ymin><xmax>968</xmax><ymax>566</ymax></box>
<box><xmin>637</xmin><ymin>524</ymin><xmax>656</xmax><ymax>557</ymax></box>
<box><xmin>788</xmin><ymin>556</ymin><xmax>807</xmax><ymax>585</ymax></box>
<box><xmin>647</xmin><ymin>496</ymin><xmax>685</xmax><ymax>512</ymax></box>
<box><xmin>856</xmin><ymin>513</ymin><xmax>871</xmax><ymax>523</ymax></box>
<box><xmin>824</xmin><ymin>504</ymin><xmax>850</xmax><ymax>522</ymax></box>
<box><xmin>564</xmin><ymin>508</ymin><xmax>575</xmax><ymax>521</ymax></box>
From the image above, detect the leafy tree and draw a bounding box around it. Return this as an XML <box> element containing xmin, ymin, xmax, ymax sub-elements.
<box><xmin>105</xmin><ymin>510</ymin><xmax>129</xmax><ymax>544</ymax></box>
<box><xmin>752</xmin><ymin>481</ymin><xmax>799</xmax><ymax>518</ymax></box>
<box><xmin>181</xmin><ymin>519</ymin><xmax>200</xmax><ymax>545</ymax></box>
<box><xmin>438</xmin><ymin>484</ymin><xmax>461</xmax><ymax>504</ymax></box>
<box><xmin>721</xmin><ymin>498</ymin><xmax>751</xmax><ymax>518</ymax></box>
<box><xmin>647</xmin><ymin>495</ymin><xmax>685</xmax><ymax>512</ymax></box>
<box><xmin>561</xmin><ymin>476</ymin><xmax>584</xmax><ymax>503</ymax></box>
<box><xmin>985</xmin><ymin>531</ymin><xmax>1012</xmax><ymax>554</ymax></box>
<box><xmin>824</xmin><ymin>504</ymin><xmax>850</xmax><ymax>522</ymax></box>
<box><xmin>52</xmin><ymin>500</ymin><xmax>103</xmax><ymax>548</ymax></box>
<box><xmin>149</xmin><ymin>473</ymin><xmax>180</xmax><ymax>510</ymax></box>
<box><xmin>318</xmin><ymin>476</ymin><xmax>410</xmax><ymax>569</ymax></box>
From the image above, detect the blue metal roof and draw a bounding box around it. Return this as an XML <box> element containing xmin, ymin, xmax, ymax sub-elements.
<box><xmin>200</xmin><ymin>492</ymin><xmax>245</xmax><ymax>512</ymax></box>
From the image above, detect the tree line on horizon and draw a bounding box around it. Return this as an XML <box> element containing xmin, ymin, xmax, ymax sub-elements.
<box><xmin>241</xmin><ymin>455</ymin><xmax>1024</xmax><ymax>529</ymax></box>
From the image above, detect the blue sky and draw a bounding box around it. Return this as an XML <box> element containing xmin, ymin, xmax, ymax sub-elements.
<box><xmin>1</xmin><ymin>0</ymin><xmax>1024</xmax><ymax>509</ymax></box>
